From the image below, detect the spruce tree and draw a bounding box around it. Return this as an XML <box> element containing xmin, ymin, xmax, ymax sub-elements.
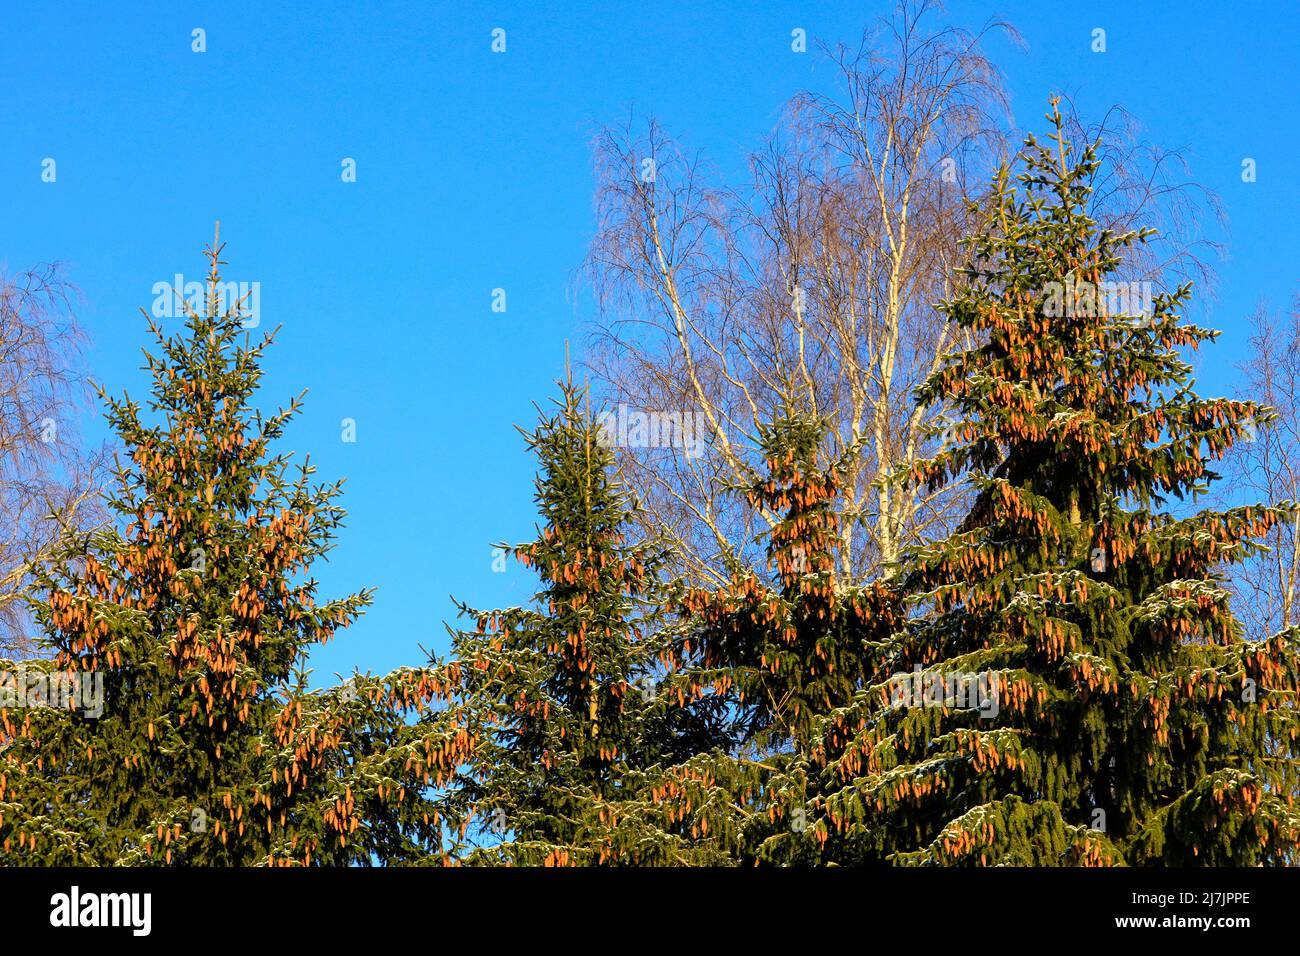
<box><xmin>0</xmin><ymin>231</ymin><xmax>445</xmax><ymax>865</ymax></box>
<box><xmin>681</xmin><ymin>418</ymin><xmax>900</xmax><ymax>750</ymax></box>
<box><xmin>428</xmin><ymin>375</ymin><xmax>729</xmax><ymax>864</ymax></box>
<box><xmin>614</xmin><ymin>417</ymin><xmax>903</xmax><ymax>865</ymax></box>
<box><xmin>811</xmin><ymin>102</ymin><xmax>1300</xmax><ymax>865</ymax></box>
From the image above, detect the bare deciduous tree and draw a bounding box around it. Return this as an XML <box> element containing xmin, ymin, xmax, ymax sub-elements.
<box><xmin>0</xmin><ymin>263</ymin><xmax>101</xmax><ymax>654</ymax></box>
<box><xmin>1224</xmin><ymin>298</ymin><xmax>1300</xmax><ymax>642</ymax></box>
<box><xmin>584</xmin><ymin>1</ymin><xmax>1016</xmax><ymax>585</ymax></box>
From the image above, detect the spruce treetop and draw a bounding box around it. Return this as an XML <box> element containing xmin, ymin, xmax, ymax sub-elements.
<box><xmin>0</xmin><ymin>229</ymin><xmax>443</xmax><ymax>865</ymax></box>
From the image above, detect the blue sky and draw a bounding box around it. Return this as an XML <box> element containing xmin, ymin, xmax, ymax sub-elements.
<box><xmin>2</xmin><ymin>1</ymin><xmax>1296</xmax><ymax>683</ymax></box>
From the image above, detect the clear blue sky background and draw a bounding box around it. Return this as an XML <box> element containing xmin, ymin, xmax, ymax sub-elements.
<box><xmin>2</xmin><ymin>1</ymin><xmax>1296</xmax><ymax>684</ymax></box>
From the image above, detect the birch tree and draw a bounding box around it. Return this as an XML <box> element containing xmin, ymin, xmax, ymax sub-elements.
<box><xmin>584</xmin><ymin>1</ymin><xmax>1014</xmax><ymax>585</ymax></box>
<box><xmin>1225</xmin><ymin>299</ymin><xmax>1300</xmax><ymax>641</ymax></box>
<box><xmin>0</xmin><ymin>264</ymin><xmax>101</xmax><ymax>653</ymax></box>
